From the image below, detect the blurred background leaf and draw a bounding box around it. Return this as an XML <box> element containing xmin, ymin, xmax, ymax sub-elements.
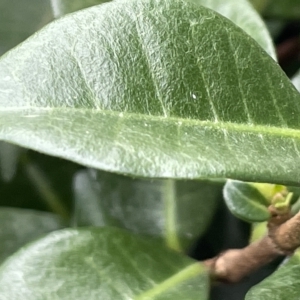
<box><xmin>51</xmin><ymin>0</ymin><xmax>111</xmax><ymax>18</ymax></box>
<box><xmin>0</xmin><ymin>207</ymin><xmax>64</xmax><ymax>263</ymax></box>
<box><xmin>0</xmin><ymin>0</ymin><xmax>53</xmax><ymax>55</ymax></box>
<box><xmin>0</xmin><ymin>141</ymin><xmax>24</xmax><ymax>182</ymax></box>
<box><xmin>263</xmin><ymin>0</ymin><xmax>300</xmax><ymax>19</ymax></box>
<box><xmin>73</xmin><ymin>169</ymin><xmax>222</xmax><ymax>252</ymax></box>
<box><xmin>249</xmin><ymin>0</ymin><xmax>270</xmax><ymax>13</ymax></box>
<box><xmin>0</xmin><ymin>150</ymin><xmax>80</xmax><ymax>218</ymax></box>
<box><xmin>292</xmin><ymin>68</ymin><xmax>300</xmax><ymax>91</ymax></box>
<box><xmin>0</xmin><ymin>0</ymin><xmax>81</xmax><ymax>217</ymax></box>
<box><xmin>0</xmin><ymin>0</ymin><xmax>53</xmax><ymax>197</ymax></box>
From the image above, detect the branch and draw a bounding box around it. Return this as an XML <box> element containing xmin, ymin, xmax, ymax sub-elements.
<box><xmin>273</xmin><ymin>212</ymin><xmax>300</xmax><ymax>252</ymax></box>
<box><xmin>204</xmin><ymin>206</ymin><xmax>300</xmax><ymax>283</ymax></box>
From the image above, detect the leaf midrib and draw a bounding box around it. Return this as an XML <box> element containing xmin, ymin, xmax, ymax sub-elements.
<box><xmin>2</xmin><ymin>106</ymin><xmax>300</xmax><ymax>141</ymax></box>
<box><xmin>229</xmin><ymin>184</ymin><xmax>269</xmax><ymax>212</ymax></box>
<box><xmin>134</xmin><ymin>262</ymin><xmax>205</xmax><ymax>300</ymax></box>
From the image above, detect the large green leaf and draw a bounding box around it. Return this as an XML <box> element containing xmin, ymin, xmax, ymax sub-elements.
<box><xmin>51</xmin><ymin>0</ymin><xmax>111</xmax><ymax>18</ymax></box>
<box><xmin>0</xmin><ymin>207</ymin><xmax>64</xmax><ymax>264</ymax></box>
<box><xmin>53</xmin><ymin>0</ymin><xmax>276</xmax><ymax>58</ymax></box>
<box><xmin>191</xmin><ymin>0</ymin><xmax>276</xmax><ymax>59</ymax></box>
<box><xmin>0</xmin><ymin>0</ymin><xmax>77</xmax><ymax>212</ymax></box>
<box><xmin>73</xmin><ymin>169</ymin><xmax>221</xmax><ymax>251</ymax></box>
<box><xmin>0</xmin><ymin>0</ymin><xmax>53</xmax><ymax>181</ymax></box>
<box><xmin>1</xmin><ymin>0</ymin><xmax>300</xmax><ymax>183</ymax></box>
<box><xmin>246</xmin><ymin>250</ymin><xmax>300</xmax><ymax>300</ymax></box>
<box><xmin>0</xmin><ymin>227</ymin><xmax>209</xmax><ymax>299</ymax></box>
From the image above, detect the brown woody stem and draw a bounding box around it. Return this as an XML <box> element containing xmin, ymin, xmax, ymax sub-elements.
<box><xmin>204</xmin><ymin>207</ymin><xmax>300</xmax><ymax>283</ymax></box>
<box><xmin>273</xmin><ymin>212</ymin><xmax>300</xmax><ymax>252</ymax></box>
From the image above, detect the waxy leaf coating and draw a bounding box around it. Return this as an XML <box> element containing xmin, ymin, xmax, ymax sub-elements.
<box><xmin>0</xmin><ymin>0</ymin><xmax>300</xmax><ymax>183</ymax></box>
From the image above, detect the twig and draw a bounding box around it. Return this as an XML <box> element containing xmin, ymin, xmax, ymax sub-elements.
<box><xmin>204</xmin><ymin>206</ymin><xmax>299</xmax><ymax>283</ymax></box>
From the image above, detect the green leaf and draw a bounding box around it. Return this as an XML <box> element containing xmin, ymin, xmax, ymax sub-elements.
<box><xmin>23</xmin><ymin>152</ymin><xmax>81</xmax><ymax>215</ymax></box>
<box><xmin>1</xmin><ymin>0</ymin><xmax>300</xmax><ymax>183</ymax></box>
<box><xmin>0</xmin><ymin>141</ymin><xmax>23</xmax><ymax>182</ymax></box>
<box><xmin>0</xmin><ymin>207</ymin><xmax>64</xmax><ymax>264</ymax></box>
<box><xmin>52</xmin><ymin>0</ymin><xmax>277</xmax><ymax>62</ymax></box>
<box><xmin>264</xmin><ymin>0</ymin><xmax>300</xmax><ymax>19</ymax></box>
<box><xmin>21</xmin><ymin>154</ymin><xmax>74</xmax><ymax>220</ymax></box>
<box><xmin>0</xmin><ymin>151</ymin><xmax>79</xmax><ymax>214</ymax></box>
<box><xmin>265</xmin><ymin>20</ymin><xmax>286</xmax><ymax>40</ymax></box>
<box><xmin>53</xmin><ymin>0</ymin><xmax>276</xmax><ymax>58</ymax></box>
<box><xmin>246</xmin><ymin>249</ymin><xmax>300</xmax><ymax>300</ymax></box>
<box><xmin>190</xmin><ymin>0</ymin><xmax>276</xmax><ymax>59</ymax></box>
<box><xmin>0</xmin><ymin>227</ymin><xmax>209</xmax><ymax>299</ymax></box>
<box><xmin>73</xmin><ymin>170</ymin><xmax>221</xmax><ymax>252</ymax></box>
<box><xmin>250</xmin><ymin>182</ymin><xmax>287</xmax><ymax>202</ymax></box>
<box><xmin>292</xmin><ymin>69</ymin><xmax>300</xmax><ymax>92</ymax></box>
<box><xmin>52</xmin><ymin>0</ymin><xmax>277</xmax><ymax>61</ymax></box>
<box><xmin>0</xmin><ymin>0</ymin><xmax>52</xmax><ymax>55</ymax></box>
<box><xmin>223</xmin><ymin>180</ymin><xmax>271</xmax><ymax>222</ymax></box>
<box><xmin>249</xmin><ymin>0</ymin><xmax>270</xmax><ymax>13</ymax></box>
<box><xmin>51</xmin><ymin>0</ymin><xmax>111</xmax><ymax>18</ymax></box>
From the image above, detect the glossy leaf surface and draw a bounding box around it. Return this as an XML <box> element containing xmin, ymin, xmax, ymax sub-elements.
<box><xmin>73</xmin><ymin>169</ymin><xmax>221</xmax><ymax>251</ymax></box>
<box><xmin>223</xmin><ymin>180</ymin><xmax>271</xmax><ymax>222</ymax></box>
<box><xmin>246</xmin><ymin>249</ymin><xmax>300</xmax><ymax>300</ymax></box>
<box><xmin>0</xmin><ymin>227</ymin><xmax>209</xmax><ymax>299</ymax></box>
<box><xmin>0</xmin><ymin>207</ymin><xmax>64</xmax><ymax>263</ymax></box>
<box><xmin>192</xmin><ymin>0</ymin><xmax>276</xmax><ymax>59</ymax></box>
<box><xmin>1</xmin><ymin>0</ymin><xmax>300</xmax><ymax>183</ymax></box>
